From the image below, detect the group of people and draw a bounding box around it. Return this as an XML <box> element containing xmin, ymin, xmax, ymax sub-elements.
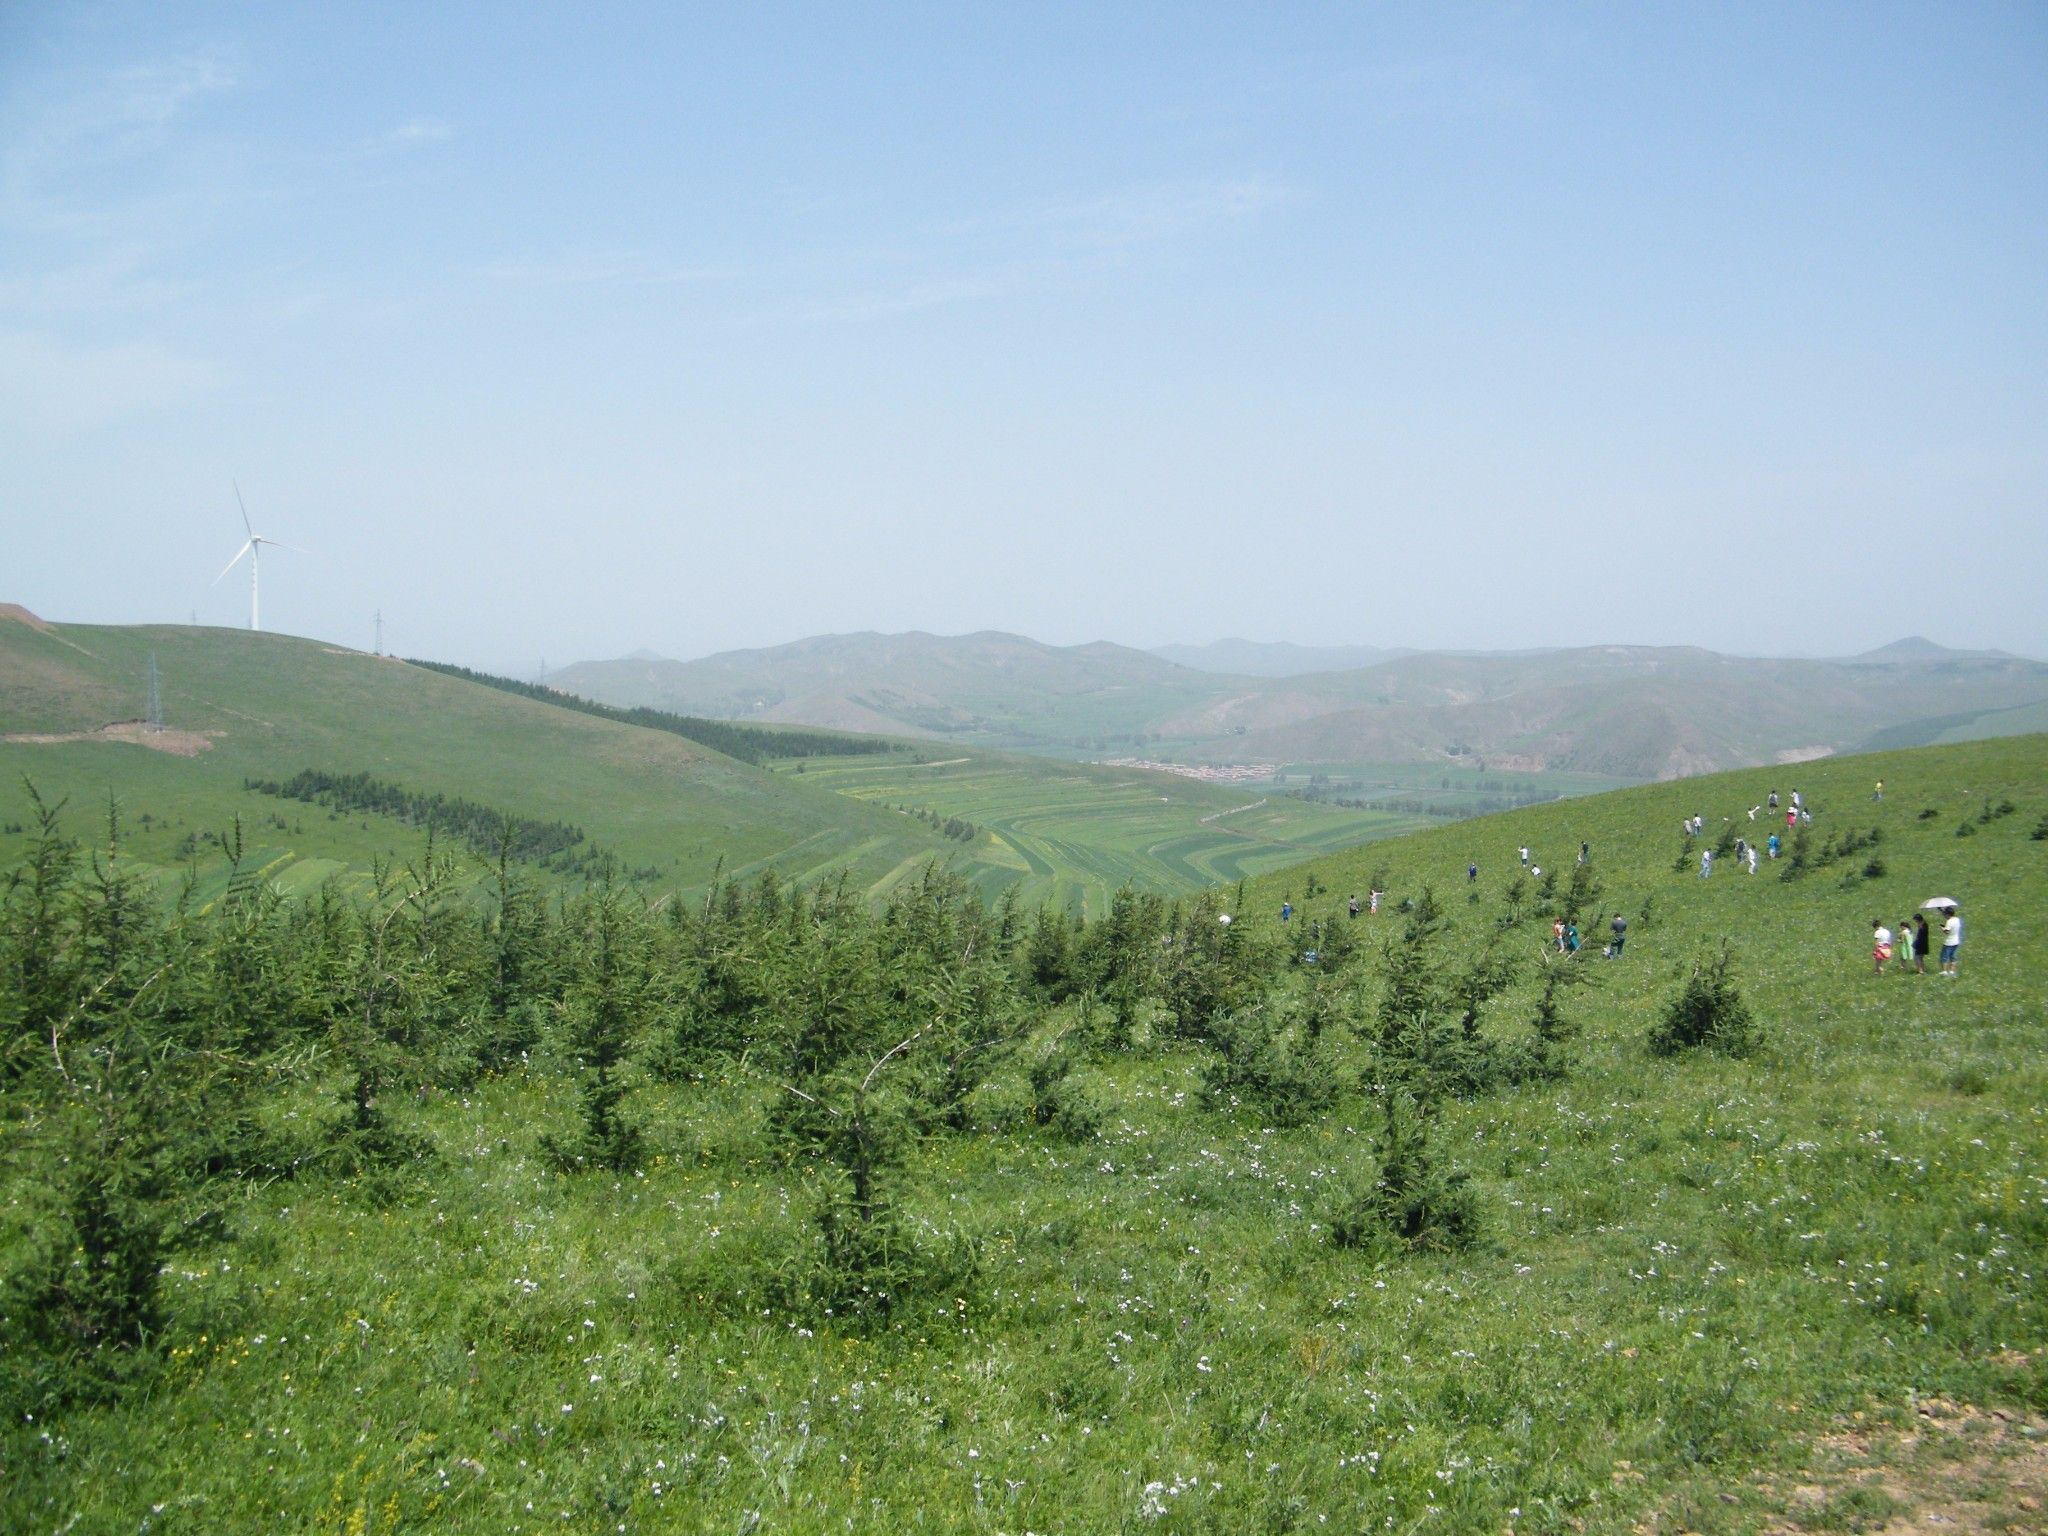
<box><xmin>1873</xmin><ymin>906</ymin><xmax>1963</xmax><ymax>977</ymax></box>
<box><xmin>1280</xmin><ymin>779</ymin><xmax>1971</xmax><ymax>983</ymax></box>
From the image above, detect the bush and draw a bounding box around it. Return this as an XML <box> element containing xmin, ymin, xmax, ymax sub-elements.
<box><xmin>1201</xmin><ymin>1004</ymin><xmax>1342</xmax><ymax>1126</ymax></box>
<box><xmin>1028</xmin><ymin>1036</ymin><xmax>1110</xmax><ymax>1141</ymax></box>
<box><xmin>1325</xmin><ymin>1093</ymin><xmax>1484</xmax><ymax>1255</ymax></box>
<box><xmin>1650</xmin><ymin>946</ymin><xmax>1762</xmax><ymax>1058</ymax></box>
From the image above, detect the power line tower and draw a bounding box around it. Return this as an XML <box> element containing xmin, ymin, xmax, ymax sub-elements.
<box><xmin>375</xmin><ymin>608</ymin><xmax>384</xmax><ymax>656</ymax></box>
<box><xmin>145</xmin><ymin>652</ymin><xmax>164</xmax><ymax>733</ymax></box>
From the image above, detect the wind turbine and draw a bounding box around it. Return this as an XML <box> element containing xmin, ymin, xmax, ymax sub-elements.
<box><xmin>213</xmin><ymin>483</ymin><xmax>303</xmax><ymax>631</ymax></box>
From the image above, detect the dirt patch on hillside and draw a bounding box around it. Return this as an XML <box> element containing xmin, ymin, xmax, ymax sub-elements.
<box><xmin>3</xmin><ymin>722</ymin><xmax>217</xmax><ymax>757</ymax></box>
<box><xmin>0</xmin><ymin>603</ymin><xmax>53</xmax><ymax>631</ymax></box>
<box><xmin>1775</xmin><ymin>745</ymin><xmax>1836</xmax><ymax>765</ymax></box>
<box><xmin>1756</xmin><ymin>1395</ymin><xmax>2048</xmax><ymax>1535</ymax></box>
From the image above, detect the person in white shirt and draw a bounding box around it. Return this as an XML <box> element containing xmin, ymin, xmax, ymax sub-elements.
<box><xmin>1872</xmin><ymin>920</ymin><xmax>1893</xmax><ymax>975</ymax></box>
<box><xmin>1940</xmin><ymin>908</ymin><xmax>1963</xmax><ymax>976</ymax></box>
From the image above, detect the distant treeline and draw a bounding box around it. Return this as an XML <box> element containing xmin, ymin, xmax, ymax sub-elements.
<box><xmin>893</xmin><ymin>803</ymin><xmax>978</xmax><ymax>842</ymax></box>
<box><xmin>246</xmin><ymin>769</ymin><xmax>612</xmax><ymax>873</ymax></box>
<box><xmin>406</xmin><ymin>660</ymin><xmax>893</xmax><ymax>764</ymax></box>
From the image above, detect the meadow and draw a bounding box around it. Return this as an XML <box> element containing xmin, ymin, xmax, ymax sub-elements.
<box><xmin>2</xmin><ymin>734</ymin><xmax>2042</xmax><ymax>1533</ymax></box>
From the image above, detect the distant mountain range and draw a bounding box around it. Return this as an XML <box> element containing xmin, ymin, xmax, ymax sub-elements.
<box><xmin>1149</xmin><ymin>639</ymin><xmax>1413</xmax><ymax>676</ymax></box>
<box><xmin>550</xmin><ymin>632</ymin><xmax>2048</xmax><ymax>781</ymax></box>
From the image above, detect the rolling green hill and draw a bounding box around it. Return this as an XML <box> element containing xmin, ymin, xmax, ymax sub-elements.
<box><xmin>0</xmin><ymin>613</ymin><xmax>984</xmax><ymax>905</ymax></box>
<box><xmin>0</xmin><ymin>614</ymin><xmax>1418</xmax><ymax>913</ymax></box>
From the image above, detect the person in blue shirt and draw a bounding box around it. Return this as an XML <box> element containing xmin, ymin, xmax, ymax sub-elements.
<box><xmin>1280</xmin><ymin>901</ymin><xmax>1291</xmax><ymax>923</ymax></box>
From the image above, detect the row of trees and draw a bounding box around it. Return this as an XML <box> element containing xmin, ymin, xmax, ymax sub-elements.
<box><xmin>408</xmin><ymin>661</ymin><xmax>893</xmax><ymax>763</ymax></box>
<box><xmin>246</xmin><ymin>769</ymin><xmax>591</xmax><ymax>864</ymax></box>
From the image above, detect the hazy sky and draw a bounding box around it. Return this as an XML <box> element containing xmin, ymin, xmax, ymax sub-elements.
<box><xmin>4</xmin><ymin>3</ymin><xmax>2045</xmax><ymax>670</ymax></box>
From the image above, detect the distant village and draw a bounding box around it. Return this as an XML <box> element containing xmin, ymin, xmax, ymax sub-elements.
<box><xmin>1098</xmin><ymin>756</ymin><xmax>1279</xmax><ymax>785</ymax></box>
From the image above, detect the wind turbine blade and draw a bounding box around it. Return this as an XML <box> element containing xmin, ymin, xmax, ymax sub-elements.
<box><xmin>234</xmin><ymin>481</ymin><xmax>253</xmax><ymax>538</ymax></box>
<box><xmin>255</xmin><ymin>538</ymin><xmax>310</xmax><ymax>555</ymax></box>
<box><xmin>213</xmin><ymin>541</ymin><xmax>254</xmax><ymax>583</ymax></box>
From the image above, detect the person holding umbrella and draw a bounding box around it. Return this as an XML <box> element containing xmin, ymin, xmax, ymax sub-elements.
<box><xmin>1921</xmin><ymin>899</ymin><xmax>1962</xmax><ymax>976</ymax></box>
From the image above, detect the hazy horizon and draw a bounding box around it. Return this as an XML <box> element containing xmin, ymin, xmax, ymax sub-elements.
<box><xmin>6</xmin><ymin>4</ymin><xmax>2045</xmax><ymax>670</ymax></box>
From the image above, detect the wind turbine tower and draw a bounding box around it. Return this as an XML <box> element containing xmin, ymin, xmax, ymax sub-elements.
<box><xmin>213</xmin><ymin>483</ymin><xmax>303</xmax><ymax>631</ymax></box>
<box><xmin>145</xmin><ymin>653</ymin><xmax>164</xmax><ymax>733</ymax></box>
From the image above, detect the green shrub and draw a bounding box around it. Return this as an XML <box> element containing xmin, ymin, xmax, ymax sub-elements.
<box><xmin>1201</xmin><ymin>1003</ymin><xmax>1342</xmax><ymax>1126</ymax></box>
<box><xmin>1325</xmin><ymin>1093</ymin><xmax>1484</xmax><ymax>1255</ymax></box>
<box><xmin>1943</xmin><ymin>1061</ymin><xmax>1994</xmax><ymax>1096</ymax></box>
<box><xmin>1650</xmin><ymin>945</ymin><xmax>1762</xmax><ymax>1058</ymax></box>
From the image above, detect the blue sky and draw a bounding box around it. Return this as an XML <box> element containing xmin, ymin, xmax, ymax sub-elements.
<box><xmin>4</xmin><ymin>2</ymin><xmax>2044</xmax><ymax>669</ymax></box>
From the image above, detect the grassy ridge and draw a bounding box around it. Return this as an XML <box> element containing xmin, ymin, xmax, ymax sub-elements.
<box><xmin>0</xmin><ymin>621</ymin><xmax>978</xmax><ymax>904</ymax></box>
<box><xmin>5</xmin><ymin>734</ymin><xmax>2042</xmax><ymax>1533</ymax></box>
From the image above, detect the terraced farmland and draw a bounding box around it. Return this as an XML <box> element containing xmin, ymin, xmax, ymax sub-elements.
<box><xmin>775</xmin><ymin>750</ymin><xmax>1426</xmax><ymax>915</ymax></box>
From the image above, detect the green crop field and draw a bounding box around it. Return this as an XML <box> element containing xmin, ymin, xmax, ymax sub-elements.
<box><xmin>4</xmin><ymin>732</ymin><xmax>2043</xmax><ymax>1533</ymax></box>
<box><xmin>774</xmin><ymin>749</ymin><xmax>1430</xmax><ymax>915</ymax></box>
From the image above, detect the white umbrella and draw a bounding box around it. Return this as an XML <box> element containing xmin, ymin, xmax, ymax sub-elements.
<box><xmin>1920</xmin><ymin>897</ymin><xmax>1958</xmax><ymax>910</ymax></box>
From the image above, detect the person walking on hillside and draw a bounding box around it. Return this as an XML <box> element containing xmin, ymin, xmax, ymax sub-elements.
<box><xmin>1767</xmin><ymin>832</ymin><xmax>1781</xmax><ymax>859</ymax></box>
<box><xmin>1873</xmin><ymin>779</ymin><xmax>1884</xmax><ymax>802</ymax></box>
<box><xmin>1895</xmin><ymin>915</ymin><xmax>1915</xmax><ymax>973</ymax></box>
<box><xmin>1552</xmin><ymin>917</ymin><xmax>1567</xmax><ymax>952</ymax></box>
<box><xmin>1745</xmin><ymin>843</ymin><xmax>1759</xmax><ymax>874</ymax></box>
<box><xmin>1519</xmin><ymin>846</ymin><xmax>1530</xmax><ymax>866</ymax></box>
<box><xmin>1769</xmin><ymin>790</ymin><xmax>1779</xmax><ymax>809</ymax></box>
<box><xmin>1280</xmin><ymin>900</ymin><xmax>1292</xmax><ymax>923</ymax></box>
<box><xmin>1368</xmin><ymin>888</ymin><xmax>1382</xmax><ymax>916</ymax></box>
<box><xmin>1913</xmin><ymin>913</ymin><xmax>1931</xmax><ymax>975</ymax></box>
<box><xmin>1608</xmin><ymin>912</ymin><xmax>1628</xmax><ymax>956</ymax></box>
<box><xmin>1468</xmin><ymin>863</ymin><xmax>1478</xmax><ymax>883</ymax></box>
<box><xmin>1872</xmin><ymin>919</ymin><xmax>1893</xmax><ymax>976</ymax></box>
<box><xmin>1579</xmin><ymin>841</ymin><xmax>1590</xmax><ymax>865</ymax></box>
<box><xmin>1564</xmin><ymin>920</ymin><xmax>1581</xmax><ymax>954</ymax></box>
<box><xmin>1940</xmin><ymin>907</ymin><xmax>1963</xmax><ymax>976</ymax></box>
<box><xmin>1787</xmin><ymin>806</ymin><xmax>1798</xmax><ymax>830</ymax></box>
<box><xmin>1348</xmin><ymin>894</ymin><xmax>1360</xmax><ymax>920</ymax></box>
<box><xmin>1700</xmin><ymin>847</ymin><xmax>1713</xmax><ymax>879</ymax></box>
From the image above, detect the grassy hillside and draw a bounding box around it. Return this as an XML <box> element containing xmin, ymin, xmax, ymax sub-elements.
<box><xmin>0</xmin><ymin>617</ymin><xmax>1419</xmax><ymax>915</ymax></box>
<box><xmin>6</xmin><ymin>734</ymin><xmax>2042</xmax><ymax>1533</ymax></box>
<box><xmin>0</xmin><ymin>616</ymin><xmax>981</xmax><ymax>903</ymax></box>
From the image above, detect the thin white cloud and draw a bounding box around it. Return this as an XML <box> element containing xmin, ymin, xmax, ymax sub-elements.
<box><xmin>383</xmin><ymin>116</ymin><xmax>453</xmax><ymax>146</ymax></box>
